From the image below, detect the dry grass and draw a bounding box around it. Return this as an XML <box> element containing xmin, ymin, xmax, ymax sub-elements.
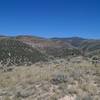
<box><xmin>0</xmin><ymin>57</ymin><xmax>100</xmax><ymax>100</ymax></box>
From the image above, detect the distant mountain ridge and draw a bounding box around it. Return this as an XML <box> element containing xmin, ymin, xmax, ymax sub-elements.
<box><xmin>16</xmin><ymin>35</ymin><xmax>100</xmax><ymax>56</ymax></box>
<box><xmin>0</xmin><ymin>35</ymin><xmax>100</xmax><ymax>67</ymax></box>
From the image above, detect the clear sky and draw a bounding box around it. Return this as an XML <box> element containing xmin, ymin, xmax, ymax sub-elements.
<box><xmin>0</xmin><ymin>0</ymin><xmax>100</xmax><ymax>38</ymax></box>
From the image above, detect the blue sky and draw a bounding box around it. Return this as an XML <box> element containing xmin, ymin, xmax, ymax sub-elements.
<box><xmin>0</xmin><ymin>0</ymin><xmax>100</xmax><ymax>38</ymax></box>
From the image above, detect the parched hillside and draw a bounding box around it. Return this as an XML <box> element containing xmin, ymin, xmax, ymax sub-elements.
<box><xmin>15</xmin><ymin>35</ymin><xmax>73</xmax><ymax>48</ymax></box>
<box><xmin>51</xmin><ymin>37</ymin><xmax>100</xmax><ymax>57</ymax></box>
<box><xmin>0</xmin><ymin>39</ymin><xmax>47</xmax><ymax>67</ymax></box>
<box><xmin>0</xmin><ymin>36</ymin><xmax>100</xmax><ymax>100</ymax></box>
<box><xmin>15</xmin><ymin>35</ymin><xmax>81</xmax><ymax>58</ymax></box>
<box><xmin>0</xmin><ymin>35</ymin><xmax>100</xmax><ymax>66</ymax></box>
<box><xmin>44</xmin><ymin>47</ymin><xmax>81</xmax><ymax>58</ymax></box>
<box><xmin>51</xmin><ymin>37</ymin><xmax>86</xmax><ymax>47</ymax></box>
<box><xmin>79</xmin><ymin>40</ymin><xmax>100</xmax><ymax>57</ymax></box>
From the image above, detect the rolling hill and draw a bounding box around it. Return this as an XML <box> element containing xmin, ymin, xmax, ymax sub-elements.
<box><xmin>16</xmin><ymin>36</ymin><xmax>100</xmax><ymax>57</ymax></box>
<box><xmin>15</xmin><ymin>35</ymin><xmax>82</xmax><ymax>58</ymax></box>
<box><xmin>51</xmin><ymin>37</ymin><xmax>100</xmax><ymax>57</ymax></box>
<box><xmin>0</xmin><ymin>35</ymin><xmax>100</xmax><ymax>67</ymax></box>
<box><xmin>0</xmin><ymin>38</ymin><xmax>47</xmax><ymax>67</ymax></box>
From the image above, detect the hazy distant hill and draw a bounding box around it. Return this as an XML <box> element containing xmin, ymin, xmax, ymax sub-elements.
<box><xmin>51</xmin><ymin>37</ymin><xmax>100</xmax><ymax>57</ymax></box>
<box><xmin>79</xmin><ymin>40</ymin><xmax>100</xmax><ymax>57</ymax></box>
<box><xmin>15</xmin><ymin>35</ymin><xmax>81</xmax><ymax>58</ymax></box>
<box><xmin>51</xmin><ymin>37</ymin><xmax>86</xmax><ymax>47</ymax></box>
<box><xmin>13</xmin><ymin>35</ymin><xmax>100</xmax><ymax>57</ymax></box>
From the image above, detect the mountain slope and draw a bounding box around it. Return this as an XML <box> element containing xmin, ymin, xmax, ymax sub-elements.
<box><xmin>51</xmin><ymin>37</ymin><xmax>86</xmax><ymax>47</ymax></box>
<box><xmin>15</xmin><ymin>35</ymin><xmax>79</xmax><ymax>58</ymax></box>
<box><xmin>51</xmin><ymin>37</ymin><xmax>100</xmax><ymax>57</ymax></box>
<box><xmin>79</xmin><ymin>40</ymin><xmax>100</xmax><ymax>57</ymax></box>
<box><xmin>0</xmin><ymin>38</ymin><xmax>47</xmax><ymax>67</ymax></box>
<box><xmin>0</xmin><ymin>35</ymin><xmax>100</xmax><ymax>62</ymax></box>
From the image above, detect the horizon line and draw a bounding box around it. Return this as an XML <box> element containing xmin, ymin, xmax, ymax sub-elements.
<box><xmin>0</xmin><ymin>34</ymin><xmax>100</xmax><ymax>40</ymax></box>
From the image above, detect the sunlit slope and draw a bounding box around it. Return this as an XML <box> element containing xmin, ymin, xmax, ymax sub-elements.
<box><xmin>0</xmin><ymin>39</ymin><xmax>47</xmax><ymax>66</ymax></box>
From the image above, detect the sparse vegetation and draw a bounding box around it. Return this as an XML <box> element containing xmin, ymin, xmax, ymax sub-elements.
<box><xmin>0</xmin><ymin>39</ymin><xmax>47</xmax><ymax>69</ymax></box>
<box><xmin>45</xmin><ymin>47</ymin><xmax>81</xmax><ymax>58</ymax></box>
<box><xmin>0</xmin><ymin>57</ymin><xmax>99</xmax><ymax>100</ymax></box>
<box><xmin>0</xmin><ymin>36</ymin><xmax>100</xmax><ymax>100</ymax></box>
